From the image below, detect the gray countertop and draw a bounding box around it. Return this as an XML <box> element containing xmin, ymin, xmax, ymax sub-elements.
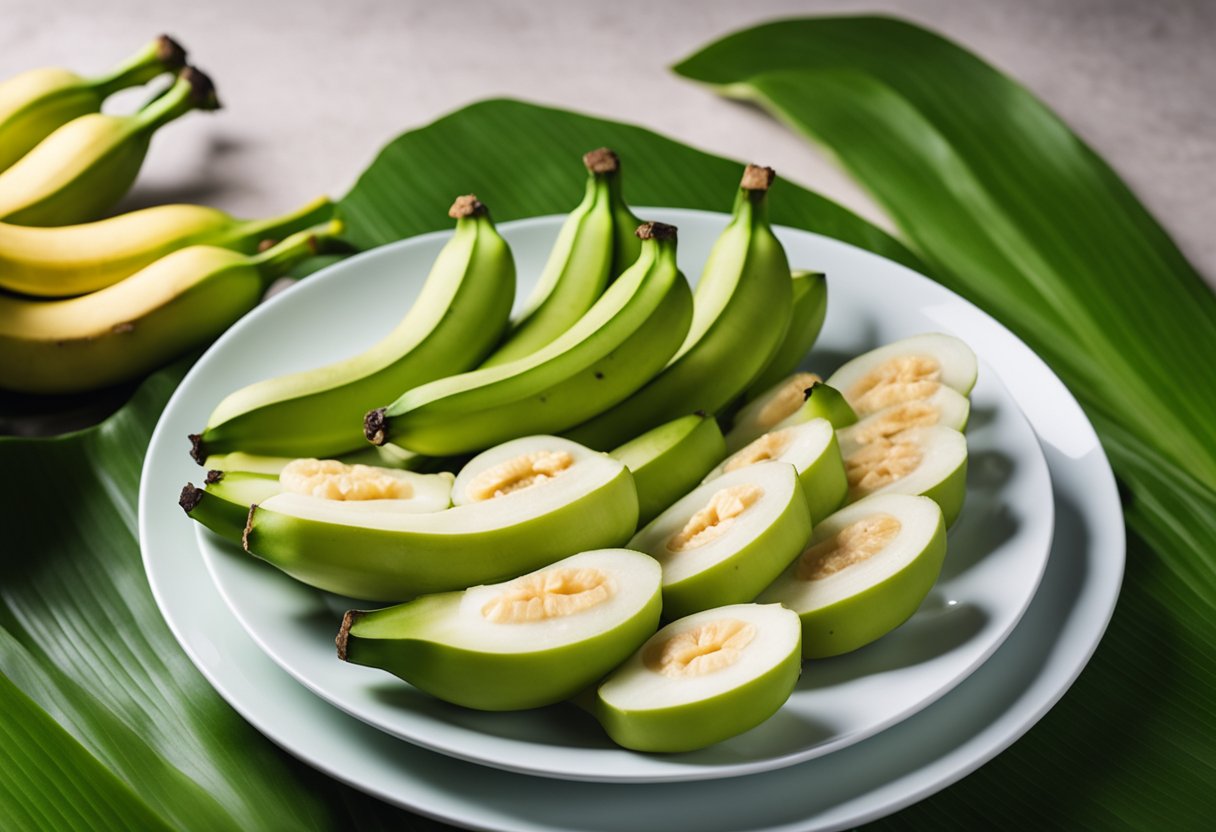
<box><xmin>2</xmin><ymin>0</ymin><xmax>1211</xmax><ymax>286</ymax></box>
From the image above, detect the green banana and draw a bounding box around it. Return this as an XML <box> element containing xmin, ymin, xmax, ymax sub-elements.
<box><xmin>365</xmin><ymin>221</ymin><xmax>694</xmax><ymax>456</ymax></box>
<box><xmin>745</xmin><ymin>270</ymin><xmax>827</xmax><ymax>397</ymax></box>
<box><xmin>481</xmin><ymin>147</ymin><xmax>640</xmax><ymax>367</ymax></box>
<box><xmin>0</xmin><ymin>35</ymin><xmax>186</xmax><ymax>173</ymax></box>
<box><xmin>0</xmin><ymin>66</ymin><xmax>219</xmax><ymax>226</ymax></box>
<box><xmin>0</xmin><ymin>220</ymin><xmax>343</xmax><ymax>394</ymax></box>
<box><xmin>609</xmin><ymin>413</ymin><xmax>727</xmax><ymax>527</ymax></box>
<box><xmin>565</xmin><ymin>165</ymin><xmax>794</xmax><ymax>450</ymax></box>
<box><xmin>0</xmin><ymin>196</ymin><xmax>333</xmax><ymax>297</ymax></box>
<box><xmin>191</xmin><ymin>196</ymin><xmax>516</xmax><ymax>462</ymax></box>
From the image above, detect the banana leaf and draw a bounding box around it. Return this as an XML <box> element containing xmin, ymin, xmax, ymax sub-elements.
<box><xmin>675</xmin><ymin>16</ymin><xmax>1216</xmax><ymax>829</ymax></box>
<box><xmin>0</xmin><ymin>100</ymin><xmax>910</xmax><ymax>829</ymax></box>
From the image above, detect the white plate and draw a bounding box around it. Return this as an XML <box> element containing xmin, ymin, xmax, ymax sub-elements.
<box><xmin>141</xmin><ymin>214</ymin><xmax>1122</xmax><ymax>829</ymax></box>
<box><xmin>162</xmin><ymin>209</ymin><xmax>1053</xmax><ymax>782</ymax></box>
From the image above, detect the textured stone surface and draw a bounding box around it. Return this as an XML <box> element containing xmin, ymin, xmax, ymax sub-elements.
<box><xmin>1</xmin><ymin>0</ymin><xmax>1211</xmax><ymax>285</ymax></box>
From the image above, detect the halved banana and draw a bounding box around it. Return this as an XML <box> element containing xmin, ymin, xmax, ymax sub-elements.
<box><xmin>180</xmin><ymin>462</ymin><xmax>452</xmax><ymax>543</ymax></box>
<box><xmin>337</xmin><ymin>549</ymin><xmax>662</xmax><ymax>711</ymax></box>
<box><xmin>243</xmin><ymin>436</ymin><xmax>636</xmax><ymax>600</ymax></box>
<box><xmin>826</xmin><ymin>333</ymin><xmax>977</xmax><ymax>418</ymax></box>
<box><xmin>594</xmin><ymin>603</ymin><xmax>801</xmax><ymax>752</ymax></box>
<box><xmin>837</xmin><ymin>424</ymin><xmax>968</xmax><ymax>526</ymax></box>
<box><xmin>705</xmin><ymin>417</ymin><xmax>846</xmax><ymax>523</ymax></box>
<box><xmin>727</xmin><ymin>375</ymin><xmax>857</xmax><ymax>452</ymax></box>
<box><xmin>757</xmin><ymin>494</ymin><xmax>946</xmax><ymax>657</ymax></box>
<box><xmin>629</xmin><ymin>461</ymin><xmax>812</xmax><ymax>619</ymax></box>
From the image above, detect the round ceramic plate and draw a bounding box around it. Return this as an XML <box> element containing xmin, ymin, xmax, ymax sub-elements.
<box><xmin>140</xmin><ymin>214</ymin><xmax>1123</xmax><ymax>830</ymax></box>
<box><xmin>148</xmin><ymin>209</ymin><xmax>1053</xmax><ymax>783</ymax></box>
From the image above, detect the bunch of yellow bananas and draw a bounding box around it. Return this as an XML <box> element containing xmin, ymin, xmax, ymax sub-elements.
<box><xmin>0</xmin><ymin>35</ymin><xmax>340</xmax><ymax>394</ymax></box>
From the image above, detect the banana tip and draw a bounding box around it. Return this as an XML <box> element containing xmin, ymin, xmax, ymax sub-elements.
<box><xmin>364</xmin><ymin>408</ymin><xmax>389</xmax><ymax>446</ymax></box>
<box><xmin>156</xmin><ymin>35</ymin><xmax>188</xmax><ymax>69</ymax></box>
<box><xmin>741</xmin><ymin>164</ymin><xmax>776</xmax><ymax>191</ymax></box>
<box><xmin>178</xmin><ymin>483</ymin><xmax>203</xmax><ymax>514</ymax></box>
<box><xmin>181</xmin><ymin>66</ymin><xmax>221</xmax><ymax>110</ymax></box>
<box><xmin>188</xmin><ymin>433</ymin><xmax>206</xmax><ymax>465</ymax></box>
<box><xmin>636</xmin><ymin>221</ymin><xmax>677</xmax><ymax>241</ymax></box>
<box><xmin>336</xmin><ymin>610</ymin><xmax>364</xmax><ymax>661</ymax></box>
<box><xmin>204</xmin><ymin>469</ymin><xmax>224</xmax><ymax>485</ymax></box>
<box><xmin>448</xmin><ymin>195</ymin><xmax>485</xmax><ymax>219</ymax></box>
<box><xmin>583</xmin><ymin>147</ymin><xmax>620</xmax><ymax>174</ymax></box>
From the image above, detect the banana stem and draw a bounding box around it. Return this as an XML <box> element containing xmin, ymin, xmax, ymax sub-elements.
<box><xmin>250</xmin><ymin>219</ymin><xmax>345</xmax><ymax>284</ymax></box>
<box><xmin>218</xmin><ymin>197</ymin><xmax>337</xmax><ymax>251</ymax></box>
<box><xmin>135</xmin><ymin>67</ymin><xmax>219</xmax><ymax>134</ymax></box>
<box><xmin>88</xmin><ymin>35</ymin><xmax>187</xmax><ymax>99</ymax></box>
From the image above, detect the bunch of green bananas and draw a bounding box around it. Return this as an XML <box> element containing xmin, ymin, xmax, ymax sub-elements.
<box><xmin>0</xmin><ymin>37</ymin><xmax>343</xmax><ymax>394</ymax></box>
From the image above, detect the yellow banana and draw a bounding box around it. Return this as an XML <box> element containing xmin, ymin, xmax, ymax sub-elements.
<box><xmin>0</xmin><ymin>220</ymin><xmax>344</xmax><ymax>394</ymax></box>
<box><xmin>0</xmin><ymin>196</ymin><xmax>333</xmax><ymax>297</ymax></box>
<box><xmin>0</xmin><ymin>66</ymin><xmax>219</xmax><ymax>226</ymax></box>
<box><xmin>0</xmin><ymin>35</ymin><xmax>186</xmax><ymax>172</ymax></box>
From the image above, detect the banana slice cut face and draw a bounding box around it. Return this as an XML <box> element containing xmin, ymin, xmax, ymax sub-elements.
<box><xmin>727</xmin><ymin>374</ymin><xmax>857</xmax><ymax>452</ymax></box>
<box><xmin>757</xmin><ymin>494</ymin><xmax>946</xmax><ymax>657</ymax></box>
<box><xmin>244</xmin><ymin>436</ymin><xmax>637</xmax><ymax>601</ymax></box>
<box><xmin>841</xmin><ymin>386</ymin><xmax>970</xmax><ymax>445</ymax></box>
<box><xmin>630</xmin><ymin>462</ymin><xmax>811</xmax><ymax>618</ymax></box>
<box><xmin>180</xmin><ymin>462</ymin><xmax>452</xmax><ymax>543</ymax></box>
<box><xmin>594</xmin><ymin>603</ymin><xmax>802</xmax><ymax>752</ymax></box>
<box><xmin>826</xmin><ymin>333</ymin><xmax>977</xmax><ymax>418</ymax></box>
<box><xmin>705</xmin><ymin>417</ymin><xmax>847</xmax><ymax>523</ymax></box>
<box><xmin>337</xmin><ymin>549</ymin><xmax>662</xmax><ymax>711</ymax></box>
<box><xmin>610</xmin><ymin>413</ymin><xmax>727</xmax><ymax>527</ymax></box>
<box><xmin>838</xmin><ymin>424</ymin><xmax>968</xmax><ymax>526</ymax></box>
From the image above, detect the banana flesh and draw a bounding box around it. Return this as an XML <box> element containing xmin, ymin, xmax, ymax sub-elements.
<box><xmin>565</xmin><ymin>164</ymin><xmax>794</xmax><ymax>450</ymax></box>
<box><xmin>0</xmin><ymin>66</ymin><xmax>219</xmax><ymax>226</ymax></box>
<box><xmin>192</xmin><ymin>196</ymin><xmax>516</xmax><ymax>461</ymax></box>
<box><xmin>0</xmin><ymin>196</ymin><xmax>333</xmax><ymax>297</ymax></box>
<box><xmin>481</xmin><ymin>148</ymin><xmax>640</xmax><ymax>367</ymax></box>
<box><xmin>366</xmin><ymin>221</ymin><xmax>694</xmax><ymax>456</ymax></box>
<box><xmin>0</xmin><ymin>220</ymin><xmax>343</xmax><ymax>394</ymax></box>
<box><xmin>0</xmin><ymin>35</ymin><xmax>186</xmax><ymax>172</ymax></box>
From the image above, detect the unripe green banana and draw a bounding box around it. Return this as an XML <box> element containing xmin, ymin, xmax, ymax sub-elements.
<box><xmin>0</xmin><ymin>35</ymin><xmax>186</xmax><ymax>173</ymax></box>
<box><xmin>366</xmin><ymin>221</ymin><xmax>694</xmax><ymax>456</ymax></box>
<box><xmin>0</xmin><ymin>196</ymin><xmax>333</xmax><ymax>297</ymax></box>
<box><xmin>191</xmin><ymin>196</ymin><xmax>516</xmax><ymax>462</ymax></box>
<box><xmin>565</xmin><ymin>165</ymin><xmax>794</xmax><ymax>450</ymax></box>
<box><xmin>0</xmin><ymin>66</ymin><xmax>219</xmax><ymax>226</ymax></box>
<box><xmin>481</xmin><ymin>148</ymin><xmax>641</xmax><ymax>367</ymax></box>
<box><xmin>745</xmin><ymin>270</ymin><xmax>827</xmax><ymax>397</ymax></box>
<box><xmin>0</xmin><ymin>220</ymin><xmax>343</xmax><ymax>394</ymax></box>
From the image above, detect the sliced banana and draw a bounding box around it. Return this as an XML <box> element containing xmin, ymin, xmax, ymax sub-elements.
<box><xmin>706</xmin><ymin>417</ymin><xmax>846</xmax><ymax>523</ymax></box>
<box><xmin>826</xmin><ymin>333</ymin><xmax>978</xmax><ymax>417</ymax></box>
<box><xmin>266</xmin><ymin>461</ymin><xmax>453</xmax><ymax>516</ymax></box>
<box><xmin>337</xmin><ymin>549</ymin><xmax>662</xmax><ymax>710</ymax></box>
<box><xmin>838</xmin><ymin>424</ymin><xmax>968</xmax><ymax>526</ymax></box>
<box><xmin>758</xmin><ymin>494</ymin><xmax>946</xmax><ymax>657</ymax></box>
<box><xmin>450</xmin><ymin>435</ymin><xmax>586</xmax><ymax>507</ymax></box>
<box><xmin>594</xmin><ymin>603</ymin><xmax>802</xmax><ymax>752</ymax></box>
<box><xmin>726</xmin><ymin>375</ymin><xmax>857</xmax><ymax>452</ymax></box>
<box><xmin>630</xmin><ymin>462</ymin><xmax>812</xmax><ymax>618</ymax></box>
<box><xmin>841</xmin><ymin>386</ymin><xmax>970</xmax><ymax>445</ymax></box>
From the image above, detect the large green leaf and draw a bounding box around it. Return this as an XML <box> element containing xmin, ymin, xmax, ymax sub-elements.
<box><xmin>0</xmin><ymin>99</ymin><xmax>907</xmax><ymax>829</ymax></box>
<box><xmin>675</xmin><ymin>17</ymin><xmax>1216</xmax><ymax>829</ymax></box>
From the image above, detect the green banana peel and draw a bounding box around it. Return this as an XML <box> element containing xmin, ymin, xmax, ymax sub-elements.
<box><xmin>746</xmin><ymin>270</ymin><xmax>827</xmax><ymax>397</ymax></box>
<box><xmin>610</xmin><ymin>413</ymin><xmax>727</xmax><ymax>527</ymax></box>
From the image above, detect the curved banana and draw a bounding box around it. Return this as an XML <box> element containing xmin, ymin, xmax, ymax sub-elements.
<box><xmin>0</xmin><ymin>66</ymin><xmax>219</xmax><ymax>226</ymax></box>
<box><xmin>745</xmin><ymin>269</ymin><xmax>827</xmax><ymax>397</ymax></box>
<box><xmin>481</xmin><ymin>147</ymin><xmax>640</xmax><ymax>367</ymax></box>
<box><xmin>365</xmin><ymin>221</ymin><xmax>694</xmax><ymax>456</ymax></box>
<box><xmin>565</xmin><ymin>164</ymin><xmax>793</xmax><ymax>450</ymax></box>
<box><xmin>0</xmin><ymin>35</ymin><xmax>186</xmax><ymax>173</ymax></box>
<box><xmin>0</xmin><ymin>196</ymin><xmax>333</xmax><ymax>297</ymax></box>
<box><xmin>191</xmin><ymin>196</ymin><xmax>516</xmax><ymax>462</ymax></box>
<box><xmin>0</xmin><ymin>220</ymin><xmax>343</xmax><ymax>394</ymax></box>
